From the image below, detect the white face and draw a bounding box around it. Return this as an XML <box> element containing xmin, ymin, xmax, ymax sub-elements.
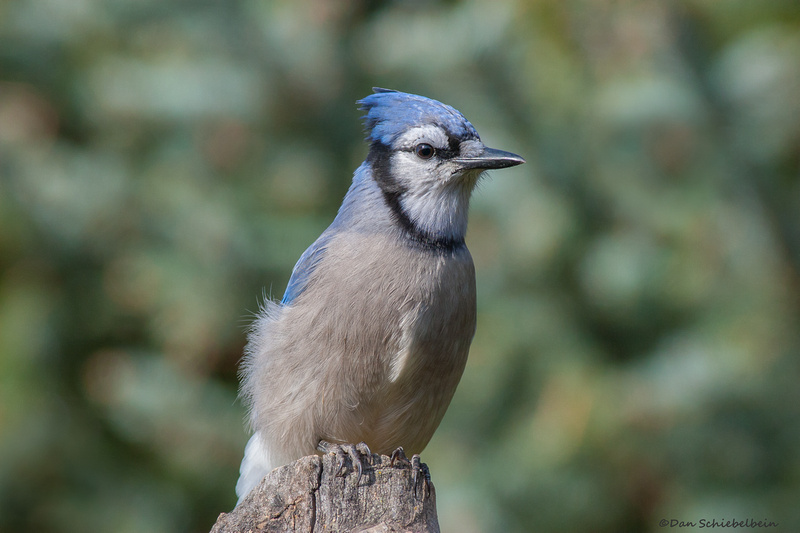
<box><xmin>388</xmin><ymin>125</ymin><xmax>485</xmax><ymax>242</ymax></box>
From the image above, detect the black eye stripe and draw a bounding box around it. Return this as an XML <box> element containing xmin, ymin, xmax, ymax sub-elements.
<box><xmin>395</xmin><ymin>130</ymin><xmax>474</xmax><ymax>160</ymax></box>
<box><xmin>447</xmin><ymin>135</ymin><xmax>461</xmax><ymax>153</ymax></box>
<box><xmin>400</xmin><ymin>145</ymin><xmax>458</xmax><ymax>159</ymax></box>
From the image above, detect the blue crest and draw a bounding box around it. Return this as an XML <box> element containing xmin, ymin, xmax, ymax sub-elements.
<box><xmin>359</xmin><ymin>88</ymin><xmax>479</xmax><ymax>145</ymax></box>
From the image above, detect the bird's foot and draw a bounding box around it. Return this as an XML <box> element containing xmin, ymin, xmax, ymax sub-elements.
<box><xmin>389</xmin><ymin>446</ymin><xmax>431</xmax><ymax>500</ymax></box>
<box><xmin>317</xmin><ymin>440</ymin><xmax>372</xmax><ymax>486</ymax></box>
<box><xmin>389</xmin><ymin>445</ymin><xmax>411</xmax><ymax>467</ymax></box>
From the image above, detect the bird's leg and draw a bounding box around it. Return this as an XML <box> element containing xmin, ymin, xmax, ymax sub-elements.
<box><xmin>390</xmin><ymin>446</ymin><xmax>430</xmax><ymax>500</ymax></box>
<box><xmin>317</xmin><ymin>440</ymin><xmax>372</xmax><ymax>486</ymax></box>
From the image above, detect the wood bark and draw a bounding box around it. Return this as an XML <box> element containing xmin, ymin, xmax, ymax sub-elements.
<box><xmin>210</xmin><ymin>452</ymin><xmax>439</xmax><ymax>533</ymax></box>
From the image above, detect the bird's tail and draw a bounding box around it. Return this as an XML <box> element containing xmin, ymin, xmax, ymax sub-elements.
<box><xmin>235</xmin><ymin>432</ymin><xmax>276</xmax><ymax>505</ymax></box>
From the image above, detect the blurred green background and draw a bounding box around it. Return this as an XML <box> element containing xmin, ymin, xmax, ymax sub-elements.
<box><xmin>2</xmin><ymin>0</ymin><xmax>799</xmax><ymax>532</ymax></box>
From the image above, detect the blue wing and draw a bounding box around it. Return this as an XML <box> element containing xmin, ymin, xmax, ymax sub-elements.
<box><xmin>281</xmin><ymin>232</ymin><xmax>332</xmax><ymax>305</ymax></box>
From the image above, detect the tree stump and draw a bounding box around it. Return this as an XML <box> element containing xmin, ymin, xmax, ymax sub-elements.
<box><xmin>210</xmin><ymin>452</ymin><xmax>440</xmax><ymax>533</ymax></box>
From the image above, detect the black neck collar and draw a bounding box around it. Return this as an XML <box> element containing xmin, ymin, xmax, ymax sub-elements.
<box><xmin>366</xmin><ymin>142</ymin><xmax>465</xmax><ymax>253</ymax></box>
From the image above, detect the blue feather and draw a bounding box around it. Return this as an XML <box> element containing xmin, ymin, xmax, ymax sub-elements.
<box><xmin>359</xmin><ymin>88</ymin><xmax>479</xmax><ymax>145</ymax></box>
<box><xmin>281</xmin><ymin>233</ymin><xmax>333</xmax><ymax>305</ymax></box>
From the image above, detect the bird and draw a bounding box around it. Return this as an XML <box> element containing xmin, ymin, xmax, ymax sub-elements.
<box><xmin>236</xmin><ymin>88</ymin><xmax>524</xmax><ymax>503</ymax></box>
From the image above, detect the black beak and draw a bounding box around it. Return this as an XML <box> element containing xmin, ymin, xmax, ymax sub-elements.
<box><xmin>454</xmin><ymin>146</ymin><xmax>526</xmax><ymax>171</ymax></box>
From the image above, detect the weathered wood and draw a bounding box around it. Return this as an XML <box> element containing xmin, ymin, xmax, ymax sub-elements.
<box><xmin>211</xmin><ymin>453</ymin><xmax>439</xmax><ymax>533</ymax></box>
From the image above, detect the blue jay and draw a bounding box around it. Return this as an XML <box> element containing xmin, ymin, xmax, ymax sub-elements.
<box><xmin>236</xmin><ymin>88</ymin><xmax>524</xmax><ymax>503</ymax></box>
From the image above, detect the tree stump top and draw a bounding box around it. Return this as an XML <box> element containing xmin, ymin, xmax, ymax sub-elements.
<box><xmin>211</xmin><ymin>452</ymin><xmax>439</xmax><ymax>533</ymax></box>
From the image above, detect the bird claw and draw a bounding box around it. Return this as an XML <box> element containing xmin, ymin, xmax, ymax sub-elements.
<box><xmin>412</xmin><ymin>454</ymin><xmax>431</xmax><ymax>500</ymax></box>
<box><xmin>390</xmin><ymin>446</ymin><xmax>430</xmax><ymax>500</ymax></box>
<box><xmin>390</xmin><ymin>446</ymin><xmax>411</xmax><ymax>467</ymax></box>
<box><xmin>317</xmin><ymin>440</ymin><xmax>372</xmax><ymax>486</ymax></box>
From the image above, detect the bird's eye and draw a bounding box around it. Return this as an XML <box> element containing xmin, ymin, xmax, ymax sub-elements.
<box><xmin>414</xmin><ymin>143</ymin><xmax>435</xmax><ymax>160</ymax></box>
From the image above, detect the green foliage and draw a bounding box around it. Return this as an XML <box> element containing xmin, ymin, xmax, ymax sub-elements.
<box><xmin>1</xmin><ymin>1</ymin><xmax>799</xmax><ymax>531</ymax></box>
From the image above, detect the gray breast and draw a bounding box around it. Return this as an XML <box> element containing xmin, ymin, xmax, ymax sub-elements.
<box><xmin>259</xmin><ymin>230</ymin><xmax>477</xmax><ymax>457</ymax></box>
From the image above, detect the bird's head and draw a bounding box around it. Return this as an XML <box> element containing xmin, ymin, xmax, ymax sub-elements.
<box><xmin>358</xmin><ymin>88</ymin><xmax>524</xmax><ymax>249</ymax></box>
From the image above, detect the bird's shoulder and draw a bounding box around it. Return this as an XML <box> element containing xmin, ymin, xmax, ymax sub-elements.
<box><xmin>281</xmin><ymin>231</ymin><xmax>334</xmax><ymax>305</ymax></box>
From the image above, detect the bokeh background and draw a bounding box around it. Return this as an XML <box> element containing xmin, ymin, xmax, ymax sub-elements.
<box><xmin>2</xmin><ymin>0</ymin><xmax>799</xmax><ymax>532</ymax></box>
